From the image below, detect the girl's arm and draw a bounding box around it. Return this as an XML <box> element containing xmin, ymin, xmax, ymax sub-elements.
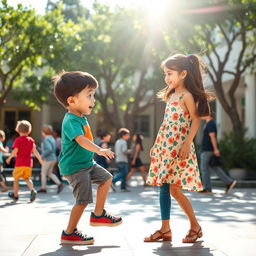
<box><xmin>33</xmin><ymin>148</ymin><xmax>43</xmax><ymax>165</ymax></box>
<box><xmin>132</xmin><ymin>144</ymin><xmax>140</xmax><ymax>164</ymax></box>
<box><xmin>75</xmin><ymin>135</ymin><xmax>114</xmax><ymax>160</ymax></box>
<box><xmin>179</xmin><ymin>93</ymin><xmax>200</xmax><ymax>160</ymax></box>
<box><xmin>0</xmin><ymin>145</ymin><xmax>8</xmax><ymax>153</ymax></box>
<box><xmin>6</xmin><ymin>148</ymin><xmax>18</xmax><ymax>165</ymax></box>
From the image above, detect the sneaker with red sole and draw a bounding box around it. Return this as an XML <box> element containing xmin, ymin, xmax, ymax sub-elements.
<box><xmin>90</xmin><ymin>209</ymin><xmax>122</xmax><ymax>227</ymax></box>
<box><xmin>60</xmin><ymin>228</ymin><xmax>94</xmax><ymax>245</ymax></box>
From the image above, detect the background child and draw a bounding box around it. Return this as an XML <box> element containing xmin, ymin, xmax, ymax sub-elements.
<box><xmin>127</xmin><ymin>134</ymin><xmax>148</xmax><ymax>187</ymax></box>
<box><xmin>0</xmin><ymin>130</ymin><xmax>9</xmax><ymax>192</ymax></box>
<box><xmin>37</xmin><ymin>125</ymin><xmax>64</xmax><ymax>194</ymax></box>
<box><xmin>144</xmin><ymin>54</ymin><xmax>211</xmax><ymax>243</ymax></box>
<box><xmin>112</xmin><ymin>128</ymin><xmax>131</xmax><ymax>192</ymax></box>
<box><xmin>95</xmin><ymin>130</ymin><xmax>112</xmax><ymax>170</ymax></box>
<box><xmin>53</xmin><ymin>71</ymin><xmax>122</xmax><ymax>245</ymax></box>
<box><xmin>6</xmin><ymin>120</ymin><xmax>43</xmax><ymax>202</ymax></box>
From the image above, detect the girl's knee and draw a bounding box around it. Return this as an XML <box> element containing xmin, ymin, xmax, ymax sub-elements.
<box><xmin>170</xmin><ymin>185</ymin><xmax>182</xmax><ymax>198</ymax></box>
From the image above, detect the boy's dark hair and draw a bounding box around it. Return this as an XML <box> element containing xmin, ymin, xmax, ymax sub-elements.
<box><xmin>53</xmin><ymin>71</ymin><xmax>98</xmax><ymax>107</ymax></box>
<box><xmin>100</xmin><ymin>130</ymin><xmax>110</xmax><ymax>139</ymax></box>
<box><xmin>118</xmin><ymin>128</ymin><xmax>130</xmax><ymax>138</ymax></box>
<box><xmin>0</xmin><ymin>130</ymin><xmax>5</xmax><ymax>140</ymax></box>
<box><xmin>16</xmin><ymin>120</ymin><xmax>31</xmax><ymax>134</ymax></box>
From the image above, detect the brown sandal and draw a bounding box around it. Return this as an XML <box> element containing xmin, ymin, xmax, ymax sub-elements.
<box><xmin>144</xmin><ymin>230</ymin><xmax>172</xmax><ymax>242</ymax></box>
<box><xmin>182</xmin><ymin>227</ymin><xmax>203</xmax><ymax>243</ymax></box>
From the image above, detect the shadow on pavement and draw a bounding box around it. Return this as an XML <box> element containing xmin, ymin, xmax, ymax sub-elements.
<box><xmin>39</xmin><ymin>245</ymin><xmax>120</xmax><ymax>256</ymax></box>
<box><xmin>152</xmin><ymin>241</ymin><xmax>214</xmax><ymax>256</ymax></box>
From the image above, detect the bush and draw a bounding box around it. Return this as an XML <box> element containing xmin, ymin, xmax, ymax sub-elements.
<box><xmin>219</xmin><ymin>131</ymin><xmax>256</xmax><ymax>170</ymax></box>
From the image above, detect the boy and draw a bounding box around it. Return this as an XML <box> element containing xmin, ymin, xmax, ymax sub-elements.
<box><xmin>6</xmin><ymin>121</ymin><xmax>43</xmax><ymax>202</ymax></box>
<box><xmin>53</xmin><ymin>71</ymin><xmax>122</xmax><ymax>245</ymax></box>
<box><xmin>112</xmin><ymin>128</ymin><xmax>131</xmax><ymax>192</ymax></box>
<box><xmin>0</xmin><ymin>130</ymin><xmax>9</xmax><ymax>192</ymax></box>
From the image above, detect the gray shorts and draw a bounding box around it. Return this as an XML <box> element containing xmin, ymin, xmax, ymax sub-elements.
<box><xmin>64</xmin><ymin>163</ymin><xmax>112</xmax><ymax>205</ymax></box>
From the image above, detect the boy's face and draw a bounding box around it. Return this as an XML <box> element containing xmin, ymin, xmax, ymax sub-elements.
<box><xmin>103</xmin><ymin>134</ymin><xmax>111</xmax><ymax>142</ymax></box>
<box><xmin>123</xmin><ymin>133</ymin><xmax>130</xmax><ymax>140</ymax></box>
<box><xmin>68</xmin><ymin>87</ymin><xmax>96</xmax><ymax>116</ymax></box>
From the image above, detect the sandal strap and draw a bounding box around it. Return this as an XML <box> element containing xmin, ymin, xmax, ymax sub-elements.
<box><xmin>148</xmin><ymin>230</ymin><xmax>162</xmax><ymax>241</ymax></box>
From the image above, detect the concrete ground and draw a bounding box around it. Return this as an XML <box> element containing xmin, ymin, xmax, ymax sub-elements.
<box><xmin>0</xmin><ymin>175</ymin><xmax>255</xmax><ymax>256</ymax></box>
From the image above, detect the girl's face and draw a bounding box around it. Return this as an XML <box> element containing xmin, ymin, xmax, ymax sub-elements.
<box><xmin>163</xmin><ymin>66</ymin><xmax>185</xmax><ymax>90</ymax></box>
<box><xmin>132</xmin><ymin>135</ymin><xmax>136</xmax><ymax>142</ymax></box>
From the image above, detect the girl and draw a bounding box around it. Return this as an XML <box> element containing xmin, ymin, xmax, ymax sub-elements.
<box><xmin>127</xmin><ymin>134</ymin><xmax>148</xmax><ymax>186</ymax></box>
<box><xmin>37</xmin><ymin>125</ymin><xmax>64</xmax><ymax>194</ymax></box>
<box><xmin>144</xmin><ymin>53</ymin><xmax>211</xmax><ymax>243</ymax></box>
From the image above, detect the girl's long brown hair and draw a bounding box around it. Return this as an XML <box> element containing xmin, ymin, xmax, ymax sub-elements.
<box><xmin>157</xmin><ymin>53</ymin><xmax>214</xmax><ymax>116</ymax></box>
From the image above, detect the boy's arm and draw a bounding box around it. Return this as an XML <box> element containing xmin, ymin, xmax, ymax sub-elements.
<box><xmin>33</xmin><ymin>148</ymin><xmax>43</xmax><ymax>165</ymax></box>
<box><xmin>6</xmin><ymin>148</ymin><xmax>18</xmax><ymax>164</ymax></box>
<box><xmin>75</xmin><ymin>135</ymin><xmax>114</xmax><ymax>160</ymax></box>
<box><xmin>121</xmin><ymin>142</ymin><xmax>131</xmax><ymax>155</ymax></box>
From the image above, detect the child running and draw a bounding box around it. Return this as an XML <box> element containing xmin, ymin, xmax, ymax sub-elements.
<box><xmin>53</xmin><ymin>71</ymin><xmax>122</xmax><ymax>245</ymax></box>
<box><xmin>6</xmin><ymin>120</ymin><xmax>42</xmax><ymax>202</ymax></box>
<box><xmin>144</xmin><ymin>54</ymin><xmax>211</xmax><ymax>243</ymax></box>
<box><xmin>0</xmin><ymin>130</ymin><xmax>9</xmax><ymax>192</ymax></box>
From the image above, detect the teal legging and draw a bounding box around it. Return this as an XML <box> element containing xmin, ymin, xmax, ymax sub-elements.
<box><xmin>160</xmin><ymin>183</ymin><xmax>171</xmax><ymax>220</ymax></box>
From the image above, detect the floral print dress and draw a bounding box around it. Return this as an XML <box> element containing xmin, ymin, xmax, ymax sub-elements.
<box><xmin>147</xmin><ymin>94</ymin><xmax>202</xmax><ymax>191</ymax></box>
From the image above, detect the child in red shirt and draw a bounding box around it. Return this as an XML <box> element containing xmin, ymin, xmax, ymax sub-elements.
<box><xmin>6</xmin><ymin>120</ymin><xmax>42</xmax><ymax>202</ymax></box>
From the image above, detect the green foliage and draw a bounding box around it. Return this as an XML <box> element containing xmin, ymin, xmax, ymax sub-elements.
<box><xmin>0</xmin><ymin>0</ymin><xmax>66</xmax><ymax>108</ymax></box>
<box><xmin>219</xmin><ymin>131</ymin><xmax>256</xmax><ymax>170</ymax></box>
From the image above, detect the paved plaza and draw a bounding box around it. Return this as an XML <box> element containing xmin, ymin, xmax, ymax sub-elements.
<box><xmin>0</xmin><ymin>175</ymin><xmax>255</xmax><ymax>256</ymax></box>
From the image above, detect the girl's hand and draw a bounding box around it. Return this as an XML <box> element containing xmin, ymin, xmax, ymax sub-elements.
<box><xmin>98</xmin><ymin>148</ymin><xmax>115</xmax><ymax>160</ymax></box>
<box><xmin>150</xmin><ymin>147</ymin><xmax>154</xmax><ymax>158</ymax></box>
<box><xmin>178</xmin><ymin>142</ymin><xmax>191</xmax><ymax>160</ymax></box>
<box><xmin>131</xmin><ymin>159</ymin><xmax>136</xmax><ymax>165</ymax></box>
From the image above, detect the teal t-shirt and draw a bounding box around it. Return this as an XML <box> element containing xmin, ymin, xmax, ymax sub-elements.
<box><xmin>59</xmin><ymin>113</ymin><xmax>94</xmax><ymax>175</ymax></box>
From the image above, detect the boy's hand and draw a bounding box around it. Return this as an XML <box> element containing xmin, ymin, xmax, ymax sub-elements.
<box><xmin>6</xmin><ymin>157</ymin><xmax>11</xmax><ymax>165</ymax></box>
<box><xmin>97</xmin><ymin>148</ymin><xmax>115</xmax><ymax>160</ymax></box>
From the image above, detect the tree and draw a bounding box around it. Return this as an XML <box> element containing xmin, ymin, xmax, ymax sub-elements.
<box><xmin>0</xmin><ymin>0</ymin><xmax>65</xmax><ymax>109</ymax></box>
<box><xmin>50</xmin><ymin>3</ymin><xmax>166</xmax><ymax>133</ymax></box>
<box><xmin>46</xmin><ymin>0</ymin><xmax>89</xmax><ymax>22</ymax></box>
<box><xmin>167</xmin><ymin>0</ymin><xmax>256</xmax><ymax>135</ymax></box>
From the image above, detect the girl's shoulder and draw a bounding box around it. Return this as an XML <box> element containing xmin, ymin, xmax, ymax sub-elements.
<box><xmin>181</xmin><ymin>92</ymin><xmax>194</xmax><ymax>102</ymax></box>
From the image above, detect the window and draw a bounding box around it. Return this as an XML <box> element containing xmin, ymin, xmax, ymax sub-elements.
<box><xmin>133</xmin><ymin>115</ymin><xmax>150</xmax><ymax>137</ymax></box>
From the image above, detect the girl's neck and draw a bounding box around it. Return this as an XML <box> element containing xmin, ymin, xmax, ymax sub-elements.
<box><xmin>174</xmin><ymin>86</ymin><xmax>186</xmax><ymax>94</ymax></box>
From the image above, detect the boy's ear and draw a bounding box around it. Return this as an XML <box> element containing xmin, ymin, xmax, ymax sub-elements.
<box><xmin>67</xmin><ymin>96</ymin><xmax>75</xmax><ymax>105</ymax></box>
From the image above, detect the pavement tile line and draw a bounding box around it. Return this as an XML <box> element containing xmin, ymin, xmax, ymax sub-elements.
<box><xmin>21</xmin><ymin>235</ymin><xmax>38</xmax><ymax>256</ymax></box>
